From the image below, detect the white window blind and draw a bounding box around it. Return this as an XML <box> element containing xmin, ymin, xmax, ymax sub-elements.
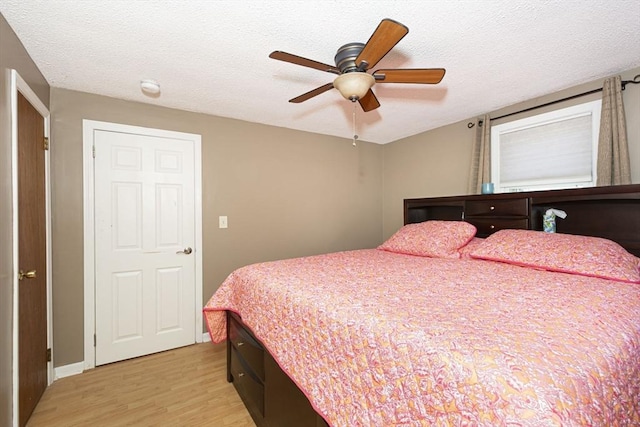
<box><xmin>491</xmin><ymin>100</ymin><xmax>601</xmax><ymax>192</ymax></box>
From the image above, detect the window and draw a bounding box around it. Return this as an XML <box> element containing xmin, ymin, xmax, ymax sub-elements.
<box><xmin>490</xmin><ymin>99</ymin><xmax>601</xmax><ymax>193</ymax></box>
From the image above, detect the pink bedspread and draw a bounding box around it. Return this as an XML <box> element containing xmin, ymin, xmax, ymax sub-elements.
<box><xmin>204</xmin><ymin>249</ymin><xmax>640</xmax><ymax>426</ymax></box>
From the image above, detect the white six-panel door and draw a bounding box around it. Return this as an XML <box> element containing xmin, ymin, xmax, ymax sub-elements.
<box><xmin>92</xmin><ymin>127</ymin><xmax>198</xmax><ymax>366</ymax></box>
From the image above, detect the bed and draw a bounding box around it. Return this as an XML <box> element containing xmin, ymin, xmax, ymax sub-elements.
<box><xmin>204</xmin><ymin>184</ymin><xmax>640</xmax><ymax>426</ymax></box>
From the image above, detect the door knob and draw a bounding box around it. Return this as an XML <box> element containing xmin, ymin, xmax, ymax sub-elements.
<box><xmin>176</xmin><ymin>247</ymin><xmax>193</xmax><ymax>255</ymax></box>
<box><xmin>18</xmin><ymin>270</ymin><xmax>37</xmax><ymax>280</ymax></box>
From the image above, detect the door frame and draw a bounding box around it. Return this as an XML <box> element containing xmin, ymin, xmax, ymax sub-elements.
<box><xmin>10</xmin><ymin>69</ymin><xmax>53</xmax><ymax>426</ymax></box>
<box><xmin>82</xmin><ymin>120</ymin><xmax>203</xmax><ymax>370</ymax></box>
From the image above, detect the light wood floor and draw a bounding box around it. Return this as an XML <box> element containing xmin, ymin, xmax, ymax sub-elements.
<box><xmin>27</xmin><ymin>342</ymin><xmax>255</xmax><ymax>426</ymax></box>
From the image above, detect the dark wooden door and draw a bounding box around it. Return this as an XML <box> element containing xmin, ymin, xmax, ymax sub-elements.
<box><xmin>17</xmin><ymin>91</ymin><xmax>47</xmax><ymax>426</ymax></box>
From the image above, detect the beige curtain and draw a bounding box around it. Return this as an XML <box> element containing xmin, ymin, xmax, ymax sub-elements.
<box><xmin>467</xmin><ymin>115</ymin><xmax>491</xmax><ymax>194</ymax></box>
<box><xmin>596</xmin><ymin>75</ymin><xmax>631</xmax><ymax>186</ymax></box>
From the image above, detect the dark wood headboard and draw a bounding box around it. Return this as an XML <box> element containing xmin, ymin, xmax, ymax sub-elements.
<box><xmin>404</xmin><ymin>184</ymin><xmax>640</xmax><ymax>257</ymax></box>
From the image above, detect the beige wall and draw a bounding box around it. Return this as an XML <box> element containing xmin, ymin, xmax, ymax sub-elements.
<box><xmin>381</xmin><ymin>120</ymin><xmax>473</xmax><ymax>237</ymax></box>
<box><xmin>382</xmin><ymin>67</ymin><xmax>640</xmax><ymax>239</ymax></box>
<box><xmin>0</xmin><ymin>13</ymin><xmax>50</xmax><ymax>427</ymax></box>
<box><xmin>50</xmin><ymin>88</ymin><xmax>383</xmax><ymax>366</ymax></box>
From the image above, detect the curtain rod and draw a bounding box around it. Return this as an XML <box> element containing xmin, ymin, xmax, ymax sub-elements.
<box><xmin>470</xmin><ymin>74</ymin><xmax>640</xmax><ymax>128</ymax></box>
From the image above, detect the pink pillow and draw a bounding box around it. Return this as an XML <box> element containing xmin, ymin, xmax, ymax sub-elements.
<box><xmin>378</xmin><ymin>221</ymin><xmax>477</xmax><ymax>259</ymax></box>
<box><xmin>470</xmin><ymin>229</ymin><xmax>640</xmax><ymax>283</ymax></box>
<box><xmin>458</xmin><ymin>237</ymin><xmax>485</xmax><ymax>259</ymax></box>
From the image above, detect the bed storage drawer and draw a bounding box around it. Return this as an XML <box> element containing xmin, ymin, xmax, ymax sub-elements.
<box><xmin>230</xmin><ymin>346</ymin><xmax>265</xmax><ymax>417</ymax></box>
<box><xmin>465</xmin><ymin>198</ymin><xmax>529</xmax><ymax>217</ymax></box>
<box><xmin>229</xmin><ymin>314</ymin><xmax>265</xmax><ymax>381</ymax></box>
<box><xmin>226</xmin><ymin>310</ymin><xmax>328</xmax><ymax>427</ymax></box>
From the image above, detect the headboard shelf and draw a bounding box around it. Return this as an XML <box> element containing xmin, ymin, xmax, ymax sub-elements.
<box><xmin>404</xmin><ymin>184</ymin><xmax>640</xmax><ymax>257</ymax></box>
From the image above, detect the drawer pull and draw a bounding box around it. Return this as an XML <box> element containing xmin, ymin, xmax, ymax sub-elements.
<box><xmin>490</xmin><ymin>225</ymin><xmax>495</xmax><ymax>229</ymax></box>
<box><xmin>490</xmin><ymin>206</ymin><xmax>495</xmax><ymax>210</ymax></box>
<box><xmin>237</xmin><ymin>341</ymin><xmax>245</xmax><ymax>346</ymax></box>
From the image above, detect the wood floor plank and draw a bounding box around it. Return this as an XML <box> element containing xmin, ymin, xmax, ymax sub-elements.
<box><xmin>27</xmin><ymin>343</ymin><xmax>255</xmax><ymax>426</ymax></box>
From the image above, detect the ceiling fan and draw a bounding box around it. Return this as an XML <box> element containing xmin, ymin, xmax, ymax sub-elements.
<box><xmin>269</xmin><ymin>18</ymin><xmax>446</xmax><ymax>112</ymax></box>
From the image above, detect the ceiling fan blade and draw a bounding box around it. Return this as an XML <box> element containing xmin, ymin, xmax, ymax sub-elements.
<box><xmin>355</xmin><ymin>19</ymin><xmax>408</xmax><ymax>71</ymax></box>
<box><xmin>373</xmin><ymin>68</ymin><xmax>446</xmax><ymax>84</ymax></box>
<box><xmin>358</xmin><ymin>89</ymin><xmax>380</xmax><ymax>112</ymax></box>
<box><xmin>289</xmin><ymin>83</ymin><xmax>335</xmax><ymax>103</ymax></box>
<box><xmin>270</xmin><ymin>51</ymin><xmax>340</xmax><ymax>74</ymax></box>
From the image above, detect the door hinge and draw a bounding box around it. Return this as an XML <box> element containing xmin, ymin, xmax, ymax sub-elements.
<box><xmin>43</xmin><ymin>137</ymin><xmax>49</xmax><ymax>151</ymax></box>
<box><xmin>46</xmin><ymin>348</ymin><xmax>52</xmax><ymax>362</ymax></box>
<box><xmin>94</xmin><ymin>334</ymin><xmax>96</xmax><ymax>347</ymax></box>
<box><xmin>92</xmin><ymin>145</ymin><xmax>96</xmax><ymax>158</ymax></box>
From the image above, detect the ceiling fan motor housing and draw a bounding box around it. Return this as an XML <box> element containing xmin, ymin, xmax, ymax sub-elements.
<box><xmin>334</xmin><ymin>42</ymin><xmax>366</xmax><ymax>74</ymax></box>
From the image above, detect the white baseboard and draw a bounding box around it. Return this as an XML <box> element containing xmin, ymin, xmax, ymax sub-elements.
<box><xmin>202</xmin><ymin>332</ymin><xmax>211</xmax><ymax>343</ymax></box>
<box><xmin>54</xmin><ymin>361</ymin><xmax>84</xmax><ymax>380</ymax></box>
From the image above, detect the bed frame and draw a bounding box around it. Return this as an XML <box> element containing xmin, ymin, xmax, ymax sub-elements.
<box><xmin>227</xmin><ymin>184</ymin><xmax>640</xmax><ymax>426</ymax></box>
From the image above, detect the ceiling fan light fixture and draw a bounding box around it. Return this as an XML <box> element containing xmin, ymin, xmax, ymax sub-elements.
<box><xmin>333</xmin><ymin>73</ymin><xmax>375</xmax><ymax>101</ymax></box>
<box><xmin>270</xmin><ymin>19</ymin><xmax>444</xmax><ymax>111</ymax></box>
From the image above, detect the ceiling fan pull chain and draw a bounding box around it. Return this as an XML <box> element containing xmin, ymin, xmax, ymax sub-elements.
<box><xmin>352</xmin><ymin>102</ymin><xmax>358</xmax><ymax>147</ymax></box>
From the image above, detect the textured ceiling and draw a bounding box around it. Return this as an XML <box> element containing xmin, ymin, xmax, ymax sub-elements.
<box><xmin>2</xmin><ymin>0</ymin><xmax>639</xmax><ymax>144</ymax></box>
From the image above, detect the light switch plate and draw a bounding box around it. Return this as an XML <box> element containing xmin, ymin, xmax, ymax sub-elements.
<box><xmin>219</xmin><ymin>216</ymin><xmax>228</xmax><ymax>229</ymax></box>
